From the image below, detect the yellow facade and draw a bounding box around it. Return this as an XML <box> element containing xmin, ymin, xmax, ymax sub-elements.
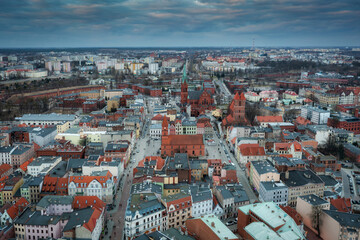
<box><xmin>57</xmin><ymin>121</ymin><xmax>71</xmax><ymax>133</ymax></box>
<box><xmin>163</xmin><ymin>188</ymin><xmax>180</xmax><ymax>197</ymax></box>
<box><xmin>318</xmin><ymin>94</ymin><xmax>339</xmax><ymax>106</ymax></box>
<box><xmin>55</xmin><ymin>133</ymin><xmax>81</xmax><ymax>145</ymax></box>
<box><xmin>1</xmin><ymin>177</ymin><xmax>23</xmax><ymax>205</ymax></box>
<box><xmin>107</xmin><ymin>97</ymin><xmax>120</xmax><ymax>111</ymax></box>
<box><xmin>283</xmin><ymin>93</ymin><xmax>297</xmax><ymax>101</ymax></box>
<box><xmin>79</xmin><ymin>91</ymin><xmax>101</xmax><ymax>99</ymax></box>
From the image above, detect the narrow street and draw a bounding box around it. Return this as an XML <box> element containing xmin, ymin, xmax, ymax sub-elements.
<box><xmin>210</xmin><ymin>129</ymin><xmax>258</xmax><ymax>203</ymax></box>
<box><xmin>103</xmin><ymin>121</ymin><xmax>159</xmax><ymax>240</ymax></box>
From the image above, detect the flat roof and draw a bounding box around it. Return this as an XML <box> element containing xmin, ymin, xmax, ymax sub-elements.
<box><xmin>197</xmin><ymin>215</ymin><xmax>238</xmax><ymax>240</ymax></box>
<box><xmin>18</xmin><ymin>113</ymin><xmax>76</xmax><ymax>122</ymax></box>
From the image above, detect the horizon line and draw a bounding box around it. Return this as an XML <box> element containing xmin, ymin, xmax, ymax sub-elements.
<box><xmin>0</xmin><ymin>46</ymin><xmax>359</xmax><ymax>50</ymax></box>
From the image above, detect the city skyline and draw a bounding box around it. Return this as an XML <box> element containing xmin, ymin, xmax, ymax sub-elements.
<box><xmin>0</xmin><ymin>0</ymin><xmax>359</xmax><ymax>48</ymax></box>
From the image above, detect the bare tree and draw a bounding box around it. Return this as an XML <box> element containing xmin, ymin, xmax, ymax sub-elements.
<box><xmin>310</xmin><ymin>205</ymin><xmax>323</xmax><ymax>237</ymax></box>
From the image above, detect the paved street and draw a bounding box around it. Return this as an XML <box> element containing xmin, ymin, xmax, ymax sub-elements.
<box><xmin>102</xmin><ymin>93</ymin><xmax>257</xmax><ymax>239</ymax></box>
<box><xmin>103</xmin><ymin>121</ymin><xmax>158</xmax><ymax>240</ymax></box>
<box><xmin>341</xmin><ymin>168</ymin><xmax>360</xmax><ymax>201</ymax></box>
<box><xmin>205</xmin><ymin>125</ymin><xmax>258</xmax><ymax>203</ymax></box>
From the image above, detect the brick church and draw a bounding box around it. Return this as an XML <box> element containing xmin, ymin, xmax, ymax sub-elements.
<box><xmin>180</xmin><ymin>65</ymin><xmax>215</xmax><ymax>117</ymax></box>
<box><xmin>222</xmin><ymin>91</ymin><xmax>249</xmax><ymax>127</ymax></box>
<box><xmin>161</xmin><ymin>116</ymin><xmax>205</xmax><ymax>157</ymax></box>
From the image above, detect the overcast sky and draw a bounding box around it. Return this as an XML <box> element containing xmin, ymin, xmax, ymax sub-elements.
<box><xmin>0</xmin><ymin>0</ymin><xmax>359</xmax><ymax>48</ymax></box>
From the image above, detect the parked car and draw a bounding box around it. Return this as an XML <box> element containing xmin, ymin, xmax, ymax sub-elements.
<box><xmin>225</xmin><ymin>220</ymin><xmax>236</xmax><ymax>226</ymax></box>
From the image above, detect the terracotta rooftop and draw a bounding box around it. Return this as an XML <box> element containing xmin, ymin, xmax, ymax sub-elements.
<box><xmin>162</xmin><ymin>134</ymin><xmax>204</xmax><ymax>145</ymax></box>
<box><xmin>73</xmin><ymin>196</ymin><xmax>106</xmax><ymax>212</ymax></box>
<box><xmin>256</xmin><ymin>116</ymin><xmax>283</xmax><ymax>123</ymax></box>
<box><xmin>330</xmin><ymin>197</ymin><xmax>352</xmax><ymax>213</ymax></box>
<box><xmin>239</xmin><ymin>144</ymin><xmax>265</xmax><ymax>156</ymax></box>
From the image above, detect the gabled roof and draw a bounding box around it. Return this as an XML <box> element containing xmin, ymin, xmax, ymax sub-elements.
<box><xmin>19</xmin><ymin>157</ymin><xmax>34</xmax><ymax>172</ymax></box>
<box><xmin>239</xmin><ymin>144</ymin><xmax>265</xmax><ymax>156</ymax></box>
<box><xmin>274</xmin><ymin>142</ymin><xmax>290</xmax><ymax>151</ymax></box>
<box><xmin>256</xmin><ymin>116</ymin><xmax>283</xmax><ymax>123</ymax></box>
<box><xmin>138</xmin><ymin>156</ymin><xmax>165</xmax><ymax>170</ymax></box>
<box><xmin>73</xmin><ymin>196</ymin><xmax>106</xmax><ymax>212</ymax></box>
<box><xmin>330</xmin><ymin>198</ymin><xmax>352</xmax><ymax>213</ymax></box>
<box><xmin>69</xmin><ymin>171</ymin><xmax>113</xmax><ymax>188</ymax></box>
<box><xmin>163</xmin><ymin>134</ymin><xmax>204</xmax><ymax>145</ymax></box>
<box><xmin>234</xmin><ymin>92</ymin><xmax>246</xmax><ymax>101</ymax></box>
<box><xmin>0</xmin><ymin>164</ymin><xmax>12</xmax><ymax>175</ymax></box>
<box><xmin>6</xmin><ymin>197</ymin><xmax>29</xmax><ymax>220</ymax></box>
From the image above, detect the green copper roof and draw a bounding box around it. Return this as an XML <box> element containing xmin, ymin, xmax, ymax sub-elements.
<box><xmin>182</xmin><ymin>62</ymin><xmax>187</xmax><ymax>83</ymax></box>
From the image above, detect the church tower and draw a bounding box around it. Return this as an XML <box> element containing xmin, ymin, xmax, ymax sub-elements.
<box><xmin>162</xmin><ymin>115</ymin><xmax>168</xmax><ymax>136</ymax></box>
<box><xmin>180</xmin><ymin>64</ymin><xmax>188</xmax><ymax>105</ymax></box>
<box><xmin>233</xmin><ymin>92</ymin><xmax>246</xmax><ymax>123</ymax></box>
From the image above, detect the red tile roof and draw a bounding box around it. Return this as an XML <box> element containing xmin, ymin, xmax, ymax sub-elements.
<box><xmin>280</xmin><ymin>205</ymin><xmax>303</xmax><ymax>226</ymax></box>
<box><xmin>292</xmin><ymin>141</ymin><xmax>302</xmax><ymax>152</ymax></box>
<box><xmin>207</xmin><ymin>159</ymin><xmax>222</xmax><ymax>165</ymax></box>
<box><xmin>19</xmin><ymin>157</ymin><xmax>34</xmax><ymax>172</ymax></box>
<box><xmin>6</xmin><ymin>197</ymin><xmax>29</xmax><ymax>220</ymax></box>
<box><xmin>256</xmin><ymin>116</ymin><xmax>283</xmax><ymax>123</ymax></box>
<box><xmin>275</xmin><ymin>143</ymin><xmax>290</xmax><ymax>151</ymax></box>
<box><xmin>234</xmin><ymin>92</ymin><xmax>246</xmax><ymax>101</ymax></box>
<box><xmin>138</xmin><ymin>156</ymin><xmax>165</xmax><ymax>170</ymax></box>
<box><xmin>0</xmin><ymin>164</ymin><xmax>12</xmax><ymax>176</ymax></box>
<box><xmin>83</xmin><ymin>207</ymin><xmax>102</xmax><ymax>232</ymax></box>
<box><xmin>152</xmin><ymin>114</ymin><xmax>167</xmax><ymax>121</ymax></box>
<box><xmin>69</xmin><ymin>171</ymin><xmax>113</xmax><ymax>188</ymax></box>
<box><xmin>330</xmin><ymin>198</ymin><xmax>352</xmax><ymax>213</ymax></box>
<box><xmin>41</xmin><ymin>176</ymin><xmax>58</xmax><ymax>192</ymax></box>
<box><xmin>239</xmin><ymin>144</ymin><xmax>265</xmax><ymax>156</ymax></box>
<box><xmin>162</xmin><ymin>134</ymin><xmax>204</xmax><ymax>145</ymax></box>
<box><xmin>295</xmin><ymin>116</ymin><xmax>311</xmax><ymax>126</ymax></box>
<box><xmin>73</xmin><ymin>196</ymin><xmax>106</xmax><ymax>212</ymax></box>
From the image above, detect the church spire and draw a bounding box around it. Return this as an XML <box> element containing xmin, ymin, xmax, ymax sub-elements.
<box><xmin>182</xmin><ymin>61</ymin><xmax>187</xmax><ymax>84</ymax></box>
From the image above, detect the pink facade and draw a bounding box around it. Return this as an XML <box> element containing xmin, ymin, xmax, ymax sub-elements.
<box><xmin>25</xmin><ymin>222</ymin><xmax>65</xmax><ymax>240</ymax></box>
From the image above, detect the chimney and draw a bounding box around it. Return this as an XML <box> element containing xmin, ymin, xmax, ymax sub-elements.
<box><xmin>285</xmin><ymin>171</ymin><xmax>289</xmax><ymax>179</ymax></box>
<box><xmin>211</xmin><ymin>222</ymin><xmax>215</xmax><ymax>228</ymax></box>
<box><xmin>355</xmin><ymin>108</ymin><xmax>359</xmax><ymax>118</ymax></box>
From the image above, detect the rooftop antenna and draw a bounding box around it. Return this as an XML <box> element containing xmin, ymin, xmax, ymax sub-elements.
<box><xmin>252</xmin><ymin>38</ymin><xmax>255</xmax><ymax>51</ymax></box>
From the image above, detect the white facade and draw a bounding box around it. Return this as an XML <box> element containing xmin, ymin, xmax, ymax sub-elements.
<box><xmin>238</xmin><ymin>153</ymin><xmax>266</xmax><ymax>165</ymax></box>
<box><xmin>0</xmin><ymin>146</ymin><xmax>16</xmax><ymax>165</ymax></box>
<box><xmin>18</xmin><ymin>113</ymin><xmax>78</xmax><ymax>126</ymax></box>
<box><xmin>68</xmin><ymin>178</ymin><xmax>114</xmax><ymax>204</ymax></box>
<box><xmin>27</xmin><ymin>157</ymin><xmax>62</xmax><ymax>176</ymax></box>
<box><xmin>0</xmin><ymin>211</ymin><xmax>12</xmax><ymax>225</ymax></box>
<box><xmin>339</xmin><ymin>91</ymin><xmax>355</xmax><ymax>105</ymax></box>
<box><xmin>124</xmin><ymin>194</ymin><xmax>165</xmax><ymax>238</ymax></box>
<box><xmin>191</xmin><ymin>191</ymin><xmax>213</xmax><ymax>218</ymax></box>
<box><xmin>259</xmin><ymin>90</ymin><xmax>279</xmax><ymax>100</ymax></box>
<box><xmin>29</xmin><ymin>127</ymin><xmax>58</xmax><ymax>147</ymax></box>
<box><xmin>301</xmin><ymin>106</ymin><xmax>330</xmax><ymax>124</ymax></box>
<box><xmin>311</xmin><ymin>110</ymin><xmax>330</xmax><ymax>125</ymax></box>
<box><xmin>244</xmin><ymin>92</ymin><xmax>260</xmax><ymax>102</ymax></box>
<box><xmin>149</xmin><ymin>63</ymin><xmax>159</xmax><ymax>74</ymax></box>
<box><xmin>149</xmin><ymin>124</ymin><xmax>162</xmax><ymax>139</ymax></box>
<box><xmin>258</xmin><ymin>181</ymin><xmax>288</xmax><ymax>206</ymax></box>
<box><xmin>25</xmin><ymin>70</ymin><xmax>48</xmax><ymax>78</ymax></box>
<box><xmin>82</xmin><ymin>161</ymin><xmax>123</xmax><ymax>179</ymax></box>
<box><xmin>212</xmin><ymin>204</ymin><xmax>224</xmax><ymax>219</ymax></box>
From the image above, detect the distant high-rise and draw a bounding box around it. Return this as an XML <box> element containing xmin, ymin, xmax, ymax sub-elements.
<box><xmin>62</xmin><ymin>61</ymin><xmax>71</xmax><ymax>73</ymax></box>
